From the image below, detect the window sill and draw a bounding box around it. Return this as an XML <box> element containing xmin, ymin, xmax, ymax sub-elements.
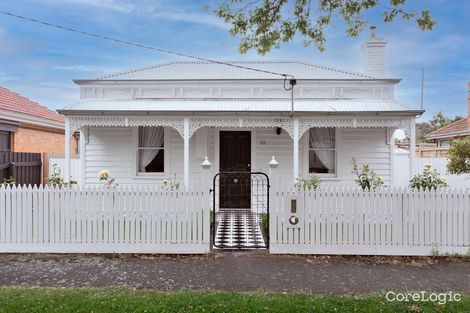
<box><xmin>308</xmin><ymin>173</ymin><xmax>339</xmax><ymax>180</ymax></box>
<box><xmin>307</xmin><ymin>175</ymin><xmax>341</xmax><ymax>181</ymax></box>
<box><xmin>318</xmin><ymin>177</ymin><xmax>341</xmax><ymax>181</ymax></box>
<box><xmin>132</xmin><ymin>174</ymin><xmax>167</xmax><ymax>180</ymax></box>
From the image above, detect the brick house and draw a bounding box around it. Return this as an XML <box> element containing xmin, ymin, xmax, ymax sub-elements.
<box><xmin>0</xmin><ymin>86</ymin><xmax>77</xmax><ymax>182</ymax></box>
<box><xmin>426</xmin><ymin>83</ymin><xmax>470</xmax><ymax>147</ymax></box>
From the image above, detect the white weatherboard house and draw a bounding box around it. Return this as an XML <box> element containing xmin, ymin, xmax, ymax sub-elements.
<box><xmin>59</xmin><ymin>28</ymin><xmax>422</xmax><ymax>192</ymax></box>
<box><xmin>4</xmin><ymin>28</ymin><xmax>469</xmax><ymax>256</ymax></box>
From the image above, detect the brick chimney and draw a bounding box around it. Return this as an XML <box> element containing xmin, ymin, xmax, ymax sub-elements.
<box><xmin>361</xmin><ymin>26</ymin><xmax>387</xmax><ymax>78</ymax></box>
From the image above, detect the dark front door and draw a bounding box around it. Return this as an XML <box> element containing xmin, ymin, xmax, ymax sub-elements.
<box><xmin>219</xmin><ymin>131</ymin><xmax>251</xmax><ymax>208</ymax></box>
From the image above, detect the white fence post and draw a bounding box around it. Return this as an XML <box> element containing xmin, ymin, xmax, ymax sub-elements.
<box><xmin>64</xmin><ymin>117</ymin><xmax>71</xmax><ymax>182</ymax></box>
<box><xmin>201</xmin><ymin>157</ymin><xmax>212</xmax><ymax>246</ymax></box>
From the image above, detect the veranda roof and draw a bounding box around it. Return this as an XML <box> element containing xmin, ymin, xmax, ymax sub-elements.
<box><xmin>59</xmin><ymin>98</ymin><xmax>419</xmax><ymax>114</ymax></box>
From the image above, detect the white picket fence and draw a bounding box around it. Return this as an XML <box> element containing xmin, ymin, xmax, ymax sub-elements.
<box><xmin>270</xmin><ymin>187</ymin><xmax>470</xmax><ymax>256</ymax></box>
<box><xmin>1</xmin><ymin>185</ymin><xmax>469</xmax><ymax>256</ymax></box>
<box><xmin>0</xmin><ymin>186</ymin><xmax>210</xmax><ymax>253</ymax></box>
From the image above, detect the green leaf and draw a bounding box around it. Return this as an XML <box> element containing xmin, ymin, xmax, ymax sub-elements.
<box><xmin>214</xmin><ymin>0</ymin><xmax>434</xmax><ymax>54</ymax></box>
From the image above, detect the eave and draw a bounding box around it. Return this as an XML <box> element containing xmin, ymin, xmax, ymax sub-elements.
<box><xmin>57</xmin><ymin>109</ymin><xmax>424</xmax><ymax>117</ymax></box>
<box><xmin>426</xmin><ymin>130</ymin><xmax>470</xmax><ymax>140</ymax></box>
<box><xmin>73</xmin><ymin>78</ymin><xmax>402</xmax><ymax>85</ymax></box>
<box><xmin>0</xmin><ymin>109</ymin><xmax>64</xmax><ymax>130</ymax></box>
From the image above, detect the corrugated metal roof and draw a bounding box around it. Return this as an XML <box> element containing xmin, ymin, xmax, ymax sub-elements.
<box><xmin>95</xmin><ymin>60</ymin><xmax>376</xmax><ymax>81</ymax></box>
<box><xmin>61</xmin><ymin>99</ymin><xmax>414</xmax><ymax>113</ymax></box>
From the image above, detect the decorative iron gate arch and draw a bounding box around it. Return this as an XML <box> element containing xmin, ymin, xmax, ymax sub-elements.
<box><xmin>212</xmin><ymin>172</ymin><xmax>270</xmax><ymax>249</ymax></box>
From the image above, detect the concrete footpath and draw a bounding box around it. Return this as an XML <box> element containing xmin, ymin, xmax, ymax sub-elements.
<box><xmin>0</xmin><ymin>253</ymin><xmax>468</xmax><ymax>294</ymax></box>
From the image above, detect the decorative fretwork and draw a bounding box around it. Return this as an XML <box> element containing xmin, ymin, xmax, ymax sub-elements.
<box><xmin>69</xmin><ymin>115</ymin><xmax>412</xmax><ymax>140</ymax></box>
<box><xmin>243</xmin><ymin>118</ymin><xmax>295</xmax><ymax>138</ymax></box>
<box><xmin>188</xmin><ymin>117</ymin><xmax>240</xmax><ymax>138</ymax></box>
<box><xmin>127</xmin><ymin>117</ymin><xmax>185</xmax><ymax>137</ymax></box>
<box><xmin>189</xmin><ymin>117</ymin><xmax>295</xmax><ymax>138</ymax></box>
<box><xmin>297</xmin><ymin>117</ymin><xmax>411</xmax><ymax>138</ymax></box>
<box><xmin>298</xmin><ymin>118</ymin><xmax>355</xmax><ymax>138</ymax></box>
<box><xmin>69</xmin><ymin>116</ymin><xmax>185</xmax><ymax>137</ymax></box>
<box><xmin>355</xmin><ymin>118</ymin><xmax>412</xmax><ymax>137</ymax></box>
<box><xmin>69</xmin><ymin>116</ymin><xmax>127</xmax><ymax>132</ymax></box>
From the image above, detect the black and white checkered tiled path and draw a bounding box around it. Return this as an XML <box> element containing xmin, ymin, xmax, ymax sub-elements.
<box><xmin>214</xmin><ymin>209</ymin><xmax>266</xmax><ymax>249</ymax></box>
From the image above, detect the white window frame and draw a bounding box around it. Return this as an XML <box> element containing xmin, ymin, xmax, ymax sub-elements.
<box><xmin>303</xmin><ymin>127</ymin><xmax>339</xmax><ymax>179</ymax></box>
<box><xmin>132</xmin><ymin>126</ymin><xmax>170</xmax><ymax>177</ymax></box>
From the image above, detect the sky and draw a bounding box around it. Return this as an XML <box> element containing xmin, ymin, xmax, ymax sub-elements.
<box><xmin>0</xmin><ymin>0</ymin><xmax>468</xmax><ymax>121</ymax></box>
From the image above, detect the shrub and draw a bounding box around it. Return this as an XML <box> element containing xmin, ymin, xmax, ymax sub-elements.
<box><xmin>294</xmin><ymin>175</ymin><xmax>321</xmax><ymax>191</ymax></box>
<box><xmin>409</xmin><ymin>163</ymin><xmax>448</xmax><ymax>190</ymax></box>
<box><xmin>48</xmin><ymin>164</ymin><xmax>77</xmax><ymax>188</ymax></box>
<box><xmin>1</xmin><ymin>176</ymin><xmax>16</xmax><ymax>187</ymax></box>
<box><xmin>161</xmin><ymin>174</ymin><xmax>180</xmax><ymax>191</ymax></box>
<box><xmin>447</xmin><ymin>137</ymin><xmax>470</xmax><ymax>174</ymax></box>
<box><xmin>352</xmin><ymin>158</ymin><xmax>384</xmax><ymax>191</ymax></box>
<box><xmin>260</xmin><ymin>212</ymin><xmax>268</xmax><ymax>235</ymax></box>
<box><xmin>98</xmin><ymin>169</ymin><xmax>116</xmax><ymax>188</ymax></box>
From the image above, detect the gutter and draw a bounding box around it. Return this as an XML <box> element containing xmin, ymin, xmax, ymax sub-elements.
<box><xmin>426</xmin><ymin>130</ymin><xmax>470</xmax><ymax>140</ymax></box>
<box><xmin>57</xmin><ymin>109</ymin><xmax>424</xmax><ymax>117</ymax></box>
<box><xmin>0</xmin><ymin>109</ymin><xmax>64</xmax><ymax>130</ymax></box>
<box><xmin>73</xmin><ymin>78</ymin><xmax>402</xmax><ymax>85</ymax></box>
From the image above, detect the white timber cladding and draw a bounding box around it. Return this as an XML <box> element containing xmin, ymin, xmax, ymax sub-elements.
<box><xmin>83</xmin><ymin>126</ymin><xmax>391</xmax><ymax>186</ymax></box>
<box><xmin>67</xmin><ymin>59</ymin><xmax>419</xmax><ymax>188</ymax></box>
<box><xmin>79</xmin><ymin>80</ymin><xmax>395</xmax><ymax>101</ymax></box>
<box><xmin>64</xmin><ymin>99</ymin><xmax>411</xmax><ymax>113</ymax></box>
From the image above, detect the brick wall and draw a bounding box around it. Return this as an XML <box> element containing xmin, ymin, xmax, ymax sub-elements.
<box><xmin>12</xmin><ymin>124</ymin><xmax>78</xmax><ymax>183</ymax></box>
<box><xmin>12</xmin><ymin>124</ymin><xmax>77</xmax><ymax>154</ymax></box>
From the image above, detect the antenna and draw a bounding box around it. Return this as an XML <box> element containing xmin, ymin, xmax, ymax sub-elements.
<box><xmin>420</xmin><ymin>68</ymin><xmax>424</xmax><ymax>110</ymax></box>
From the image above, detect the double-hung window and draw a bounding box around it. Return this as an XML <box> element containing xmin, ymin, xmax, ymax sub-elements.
<box><xmin>308</xmin><ymin>127</ymin><xmax>336</xmax><ymax>174</ymax></box>
<box><xmin>137</xmin><ymin>126</ymin><xmax>164</xmax><ymax>173</ymax></box>
<box><xmin>0</xmin><ymin>131</ymin><xmax>11</xmax><ymax>152</ymax></box>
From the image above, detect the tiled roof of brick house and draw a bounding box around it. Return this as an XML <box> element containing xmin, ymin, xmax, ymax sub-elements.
<box><xmin>426</xmin><ymin>118</ymin><xmax>470</xmax><ymax>139</ymax></box>
<box><xmin>0</xmin><ymin>86</ymin><xmax>64</xmax><ymax>123</ymax></box>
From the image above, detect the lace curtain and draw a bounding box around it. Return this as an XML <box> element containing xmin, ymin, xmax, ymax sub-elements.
<box><xmin>138</xmin><ymin>126</ymin><xmax>164</xmax><ymax>172</ymax></box>
<box><xmin>309</xmin><ymin>128</ymin><xmax>335</xmax><ymax>172</ymax></box>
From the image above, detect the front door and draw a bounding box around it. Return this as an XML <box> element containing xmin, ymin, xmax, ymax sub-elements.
<box><xmin>219</xmin><ymin>131</ymin><xmax>251</xmax><ymax>208</ymax></box>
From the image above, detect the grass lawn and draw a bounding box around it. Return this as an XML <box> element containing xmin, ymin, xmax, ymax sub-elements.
<box><xmin>0</xmin><ymin>287</ymin><xmax>468</xmax><ymax>313</ymax></box>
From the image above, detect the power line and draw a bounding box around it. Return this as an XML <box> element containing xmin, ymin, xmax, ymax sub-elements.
<box><xmin>0</xmin><ymin>10</ymin><xmax>293</xmax><ymax>79</ymax></box>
